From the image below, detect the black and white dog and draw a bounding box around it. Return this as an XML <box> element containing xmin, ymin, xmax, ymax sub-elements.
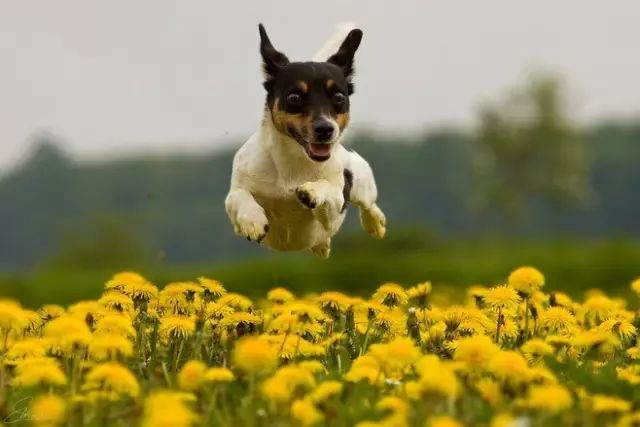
<box><xmin>225</xmin><ymin>23</ymin><xmax>386</xmax><ymax>258</ymax></box>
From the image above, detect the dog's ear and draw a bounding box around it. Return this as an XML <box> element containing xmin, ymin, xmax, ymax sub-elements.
<box><xmin>259</xmin><ymin>23</ymin><xmax>289</xmax><ymax>88</ymax></box>
<box><xmin>327</xmin><ymin>29</ymin><xmax>363</xmax><ymax>91</ymax></box>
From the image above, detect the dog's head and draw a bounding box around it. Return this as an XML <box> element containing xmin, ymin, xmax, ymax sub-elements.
<box><xmin>259</xmin><ymin>23</ymin><xmax>362</xmax><ymax>162</ymax></box>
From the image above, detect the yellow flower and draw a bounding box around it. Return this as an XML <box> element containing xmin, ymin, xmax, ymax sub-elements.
<box><xmin>474</xmin><ymin>378</ymin><xmax>502</xmax><ymax>408</ymax></box>
<box><xmin>197</xmin><ymin>277</ymin><xmax>227</xmax><ymax>298</ymax></box>
<box><xmin>178</xmin><ymin>360</ymin><xmax>208</xmax><ymax>392</ymax></box>
<box><xmin>30</xmin><ymin>394</ymin><xmax>66</xmax><ymax>427</ymax></box>
<box><xmin>369</xmin><ymin>336</ymin><xmax>420</xmax><ymax>376</ymax></box>
<box><xmin>218</xmin><ymin>293</ymin><xmax>253</xmax><ymax>311</ymax></box>
<box><xmin>617</xmin><ymin>365</ymin><xmax>640</xmax><ymax>385</ymax></box>
<box><xmin>233</xmin><ymin>336</ymin><xmax>278</xmax><ymax>374</ymax></box>
<box><xmin>267</xmin><ymin>287</ymin><xmax>295</xmax><ymax>304</ymax></box>
<box><xmin>520</xmin><ymin>339</ymin><xmax>554</xmax><ymax>364</ymax></box>
<box><xmin>261</xmin><ymin>365</ymin><xmax>316</xmax><ymax>404</ymax></box>
<box><xmin>591</xmin><ymin>394</ymin><xmax>632</xmax><ymax>413</ymax></box>
<box><xmin>99</xmin><ymin>291</ymin><xmax>134</xmax><ymax>313</ymax></box>
<box><xmin>582</xmin><ymin>295</ymin><xmax>618</xmax><ymax>320</ymax></box>
<box><xmin>142</xmin><ymin>391</ymin><xmax>196</xmax><ymax>427</ymax></box>
<box><xmin>377</xmin><ymin>396</ymin><xmax>408</xmax><ymax>414</ymax></box>
<box><xmin>453</xmin><ymin>335</ymin><xmax>499</xmax><ymax>369</ymax></box>
<box><xmin>5</xmin><ymin>338</ymin><xmax>47</xmax><ymax>363</ymax></box>
<box><xmin>526</xmin><ymin>384</ymin><xmax>572</xmax><ymax>413</ymax></box>
<box><xmin>94</xmin><ymin>314</ymin><xmax>136</xmax><ymax>339</ymax></box>
<box><xmin>159</xmin><ymin>315</ymin><xmax>196</xmax><ymax>340</ymax></box>
<box><xmin>508</xmin><ymin>266</ymin><xmax>545</xmax><ymax>295</ymax></box>
<box><xmin>44</xmin><ymin>315</ymin><xmax>92</xmax><ymax>354</ymax></box>
<box><xmin>82</xmin><ymin>362</ymin><xmax>140</xmax><ymax>401</ymax></box>
<box><xmin>89</xmin><ymin>334</ymin><xmax>134</xmax><ymax>361</ymax></box>
<box><xmin>630</xmin><ymin>278</ymin><xmax>640</xmax><ymax>296</ymax></box>
<box><xmin>598</xmin><ymin>318</ymin><xmax>637</xmax><ymax>341</ymax></box>
<box><xmin>408</xmin><ymin>281</ymin><xmax>432</xmax><ymax>306</ymax></box>
<box><xmin>291</xmin><ymin>399</ymin><xmax>323</xmax><ymax>427</ymax></box>
<box><xmin>105</xmin><ymin>271</ymin><xmax>147</xmax><ymax>292</ymax></box>
<box><xmin>483</xmin><ymin>286</ymin><xmax>520</xmax><ymax>312</ymax></box>
<box><xmin>13</xmin><ymin>357</ymin><xmax>67</xmax><ymax>387</ymax></box>
<box><xmin>426</xmin><ymin>416</ymin><xmax>463</xmax><ymax>427</ymax></box>
<box><xmin>415</xmin><ymin>355</ymin><xmax>459</xmax><ymax>399</ymax></box>
<box><xmin>317</xmin><ymin>291</ymin><xmax>352</xmax><ymax>314</ymax></box>
<box><xmin>373</xmin><ymin>283</ymin><xmax>408</xmax><ymax>307</ymax></box>
<box><xmin>38</xmin><ymin>304</ymin><xmax>65</xmax><ymax>321</ymax></box>
<box><xmin>344</xmin><ymin>355</ymin><xmax>381</xmax><ymax>385</ymax></box>
<box><xmin>204</xmin><ymin>367</ymin><xmax>235</xmax><ymax>383</ymax></box>
<box><xmin>490</xmin><ymin>413</ymin><xmax>516</xmax><ymax>427</ymax></box>
<box><xmin>488</xmin><ymin>351</ymin><xmax>530</xmax><ymax>384</ymax></box>
<box><xmin>0</xmin><ymin>300</ymin><xmax>27</xmax><ymax>333</ymax></box>
<box><xmin>310</xmin><ymin>381</ymin><xmax>343</xmax><ymax>403</ymax></box>
<box><xmin>297</xmin><ymin>360</ymin><xmax>326</xmax><ymax>375</ymax></box>
<box><xmin>539</xmin><ymin>307</ymin><xmax>577</xmax><ymax>334</ymax></box>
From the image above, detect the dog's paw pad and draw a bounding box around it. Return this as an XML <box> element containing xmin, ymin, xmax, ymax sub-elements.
<box><xmin>311</xmin><ymin>242</ymin><xmax>331</xmax><ymax>259</ymax></box>
<box><xmin>361</xmin><ymin>204</ymin><xmax>386</xmax><ymax>240</ymax></box>
<box><xmin>296</xmin><ymin>184</ymin><xmax>319</xmax><ymax>209</ymax></box>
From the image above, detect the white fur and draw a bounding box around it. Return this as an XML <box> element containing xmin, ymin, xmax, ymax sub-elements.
<box><xmin>225</xmin><ymin>25</ymin><xmax>386</xmax><ymax>258</ymax></box>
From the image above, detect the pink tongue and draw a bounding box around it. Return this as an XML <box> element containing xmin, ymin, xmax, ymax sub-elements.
<box><xmin>309</xmin><ymin>143</ymin><xmax>331</xmax><ymax>157</ymax></box>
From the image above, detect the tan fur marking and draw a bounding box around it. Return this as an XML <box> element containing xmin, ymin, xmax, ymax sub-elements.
<box><xmin>335</xmin><ymin>112</ymin><xmax>350</xmax><ymax>130</ymax></box>
<box><xmin>297</xmin><ymin>81</ymin><xmax>308</xmax><ymax>93</ymax></box>
<box><xmin>326</xmin><ymin>79</ymin><xmax>335</xmax><ymax>89</ymax></box>
<box><xmin>271</xmin><ymin>98</ymin><xmax>313</xmax><ymax>139</ymax></box>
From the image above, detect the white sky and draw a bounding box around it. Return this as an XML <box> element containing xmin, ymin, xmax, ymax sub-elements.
<box><xmin>1</xmin><ymin>1</ymin><xmax>639</xmax><ymax>170</ymax></box>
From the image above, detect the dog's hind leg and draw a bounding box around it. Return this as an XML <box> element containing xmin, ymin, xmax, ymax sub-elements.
<box><xmin>345</xmin><ymin>150</ymin><xmax>386</xmax><ymax>239</ymax></box>
<box><xmin>311</xmin><ymin>238</ymin><xmax>332</xmax><ymax>259</ymax></box>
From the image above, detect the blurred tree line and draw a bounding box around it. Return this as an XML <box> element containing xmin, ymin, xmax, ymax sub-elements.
<box><xmin>0</xmin><ymin>73</ymin><xmax>638</xmax><ymax>272</ymax></box>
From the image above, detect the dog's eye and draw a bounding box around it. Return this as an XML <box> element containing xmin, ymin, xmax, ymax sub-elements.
<box><xmin>286</xmin><ymin>93</ymin><xmax>303</xmax><ymax>106</ymax></box>
<box><xmin>332</xmin><ymin>92</ymin><xmax>346</xmax><ymax>106</ymax></box>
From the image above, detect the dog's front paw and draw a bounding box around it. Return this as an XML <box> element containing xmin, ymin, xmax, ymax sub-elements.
<box><xmin>234</xmin><ymin>211</ymin><xmax>269</xmax><ymax>243</ymax></box>
<box><xmin>296</xmin><ymin>182</ymin><xmax>322</xmax><ymax>209</ymax></box>
<box><xmin>360</xmin><ymin>203</ymin><xmax>386</xmax><ymax>240</ymax></box>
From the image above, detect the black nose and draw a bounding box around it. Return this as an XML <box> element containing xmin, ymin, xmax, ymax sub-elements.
<box><xmin>313</xmin><ymin>122</ymin><xmax>334</xmax><ymax>142</ymax></box>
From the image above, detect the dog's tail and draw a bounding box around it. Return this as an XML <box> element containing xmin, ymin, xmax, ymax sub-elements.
<box><xmin>312</xmin><ymin>22</ymin><xmax>359</xmax><ymax>62</ymax></box>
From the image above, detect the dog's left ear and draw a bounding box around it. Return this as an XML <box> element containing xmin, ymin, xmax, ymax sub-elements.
<box><xmin>327</xmin><ymin>29</ymin><xmax>363</xmax><ymax>92</ymax></box>
<box><xmin>259</xmin><ymin>23</ymin><xmax>289</xmax><ymax>88</ymax></box>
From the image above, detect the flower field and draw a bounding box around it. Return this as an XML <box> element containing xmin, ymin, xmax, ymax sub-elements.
<box><xmin>1</xmin><ymin>268</ymin><xmax>640</xmax><ymax>427</ymax></box>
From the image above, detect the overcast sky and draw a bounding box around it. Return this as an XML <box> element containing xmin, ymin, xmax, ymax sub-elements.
<box><xmin>1</xmin><ymin>1</ymin><xmax>639</xmax><ymax>171</ymax></box>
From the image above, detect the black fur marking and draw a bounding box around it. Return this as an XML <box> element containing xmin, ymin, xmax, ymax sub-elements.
<box><xmin>296</xmin><ymin>188</ymin><xmax>317</xmax><ymax>209</ymax></box>
<box><xmin>342</xmin><ymin>169</ymin><xmax>353</xmax><ymax>213</ymax></box>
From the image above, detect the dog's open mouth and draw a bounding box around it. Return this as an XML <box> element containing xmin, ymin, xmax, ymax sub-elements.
<box><xmin>288</xmin><ymin>127</ymin><xmax>332</xmax><ymax>162</ymax></box>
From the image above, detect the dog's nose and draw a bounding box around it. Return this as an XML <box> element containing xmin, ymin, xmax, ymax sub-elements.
<box><xmin>313</xmin><ymin>121</ymin><xmax>335</xmax><ymax>143</ymax></box>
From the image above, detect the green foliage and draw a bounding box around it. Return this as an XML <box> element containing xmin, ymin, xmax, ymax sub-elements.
<box><xmin>474</xmin><ymin>73</ymin><xmax>591</xmax><ymax>219</ymax></box>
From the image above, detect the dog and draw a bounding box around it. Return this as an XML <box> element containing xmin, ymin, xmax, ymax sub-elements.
<box><xmin>225</xmin><ymin>23</ymin><xmax>386</xmax><ymax>258</ymax></box>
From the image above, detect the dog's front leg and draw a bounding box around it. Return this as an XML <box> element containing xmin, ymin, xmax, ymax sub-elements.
<box><xmin>295</xmin><ymin>180</ymin><xmax>344</xmax><ymax>231</ymax></box>
<box><xmin>225</xmin><ymin>188</ymin><xmax>269</xmax><ymax>242</ymax></box>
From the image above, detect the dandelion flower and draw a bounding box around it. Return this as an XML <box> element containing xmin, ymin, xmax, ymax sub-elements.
<box><xmin>142</xmin><ymin>390</ymin><xmax>196</xmax><ymax>427</ymax></box>
<box><xmin>591</xmin><ymin>394</ymin><xmax>631</xmax><ymax>413</ymax></box>
<box><xmin>94</xmin><ymin>314</ymin><xmax>136</xmax><ymax>339</ymax></box>
<box><xmin>99</xmin><ymin>291</ymin><xmax>135</xmax><ymax>313</ymax></box>
<box><xmin>415</xmin><ymin>355</ymin><xmax>459</xmax><ymax>399</ymax></box>
<box><xmin>426</xmin><ymin>416</ymin><xmax>463</xmax><ymax>427</ymax></box>
<box><xmin>631</xmin><ymin>278</ymin><xmax>640</xmax><ymax>296</ymax></box>
<box><xmin>488</xmin><ymin>351</ymin><xmax>530</xmax><ymax>384</ymax></box>
<box><xmin>89</xmin><ymin>334</ymin><xmax>134</xmax><ymax>361</ymax></box>
<box><xmin>408</xmin><ymin>281</ymin><xmax>432</xmax><ymax>306</ymax></box>
<box><xmin>218</xmin><ymin>293</ymin><xmax>253</xmax><ymax>311</ymax></box>
<box><xmin>310</xmin><ymin>381</ymin><xmax>343</xmax><ymax>403</ymax></box>
<box><xmin>233</xmin><ymin>336</ymin><xmax>278</xmax><ymax>374</ymax></box>
<box><xmin>204</xmin><ymin>367</ymin><xmax>235</xmax><ymax>384</ymax></box>
<box><xmin>520</xmin><ymin>339</ymin><xmax>554</xmax><ymax>364</ymax></box>
<box><xmin>0</xmin><ymin>300</ymin><xmax>27</xmax><ymax>333</ymax></box>
<box><xmin>377</xmin><ymin>396</ymin><xmax>408</xmax><ymax>414</ymax></box>
<box><xmin>38</xmin><ymin>304</ymin><xmax>65</xmax><ymax>322</ymax></box>
<box><xmin>291</xmin><ymin>399</ymin><xmax>323</xmax><ymax>427</ymax></box>
<box><xmin>526</xmin><ymin>384</ymin><xmax>573</xmax><ymax>413</ymax></box>
<box><xmin>13</xmin><ymin>357</ymin><xmax>67</xmax><ymax>387</ymax></box>
<box><xmin>508</xmin><ymin>266</ymin><xmax>545</xmax><ymax>295</ymax></box>
<box><xmin>483</xmin><ymin>286</ymin><xmax>520</xmax><ymax>312</ymax></box>
<box><xmin>369</xmin><ymin>336</ymin><xmax>420</xmax><ymax>375</ymax></box>
<box><xmin>373</xmin><ymin>283</ymin><xmax>408</xmax><ymax>307</ymax></box>
<box><xmin>267</xmin><ymin>287</ymin><xmax>295</xmax><ymax>304</ymax></box>
<box><xmin>82</xmin><ymin>362</ymin><xmax>140</xmax><ymax>401</ymax></box>
<box><xmin>178</xmin><ymin>360</ymin><xmax>207</xmax><ymax>392</ymax></box>
<box><xmin>30</xmin><ymin>394</ymin><xmax>66</xmax><ymax>427</ymax></box>
<box><xmin>44</xmin><ymin>315</ymin><xmax>92</xmax><ymax>354</ymax></box>
<box><xmin>5</xmin><ymin>338</ymin><xmax>47</xmax><ymax>363</ymax></box>
<box><xmin>539</xmin><ymin>307</ymin><xmax>577</xmax><ymax>334</ymax></box>
<box><xmin>159</xmin><ymin>315</ymin><xmax>196</xmax><ymax>340</ymax></box>
<box><xmin>197</xmin><ymin>277</ymin><xmax>227</xmax><ymax>298</ymax></box>
<box><xmin>454</xmin><ymin>335</ymin><xmax>499</xmax><ymax>369</ymax></box>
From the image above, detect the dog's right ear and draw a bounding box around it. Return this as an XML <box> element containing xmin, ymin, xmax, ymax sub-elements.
<box><xmin>259</xmin><ymin>24</ymin><xmax>289</xmax><ymax>90</ymax></box>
